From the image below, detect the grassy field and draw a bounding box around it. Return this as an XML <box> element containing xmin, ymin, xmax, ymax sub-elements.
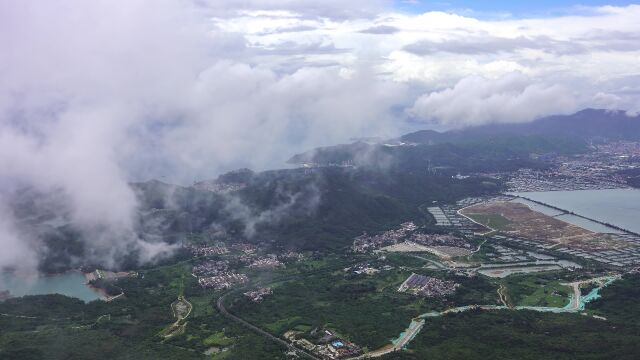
<box><xmin>503</xmin><ymin>274</ymin><xmax>571</xmax><ymax>308</ymax></box>
<box><xmin>203</xmin><ymin>332</ymin><xmax>233</xmax><ymax>347</ymax></box>
<box><xmin>465</xmin><ymin>213</ymin><xmax>512</xmax><ymax>231</ymax></box>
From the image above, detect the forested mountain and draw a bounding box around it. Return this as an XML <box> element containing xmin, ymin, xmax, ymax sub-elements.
<box><xmin>401</xmin><ymin>109</ymin><xmax>640</xmax><ymax>144</ymax></box>
<box><xmin>16</xmin><ymin>108</ymin><xmax>637</xmax><ymax>272</ymax></box>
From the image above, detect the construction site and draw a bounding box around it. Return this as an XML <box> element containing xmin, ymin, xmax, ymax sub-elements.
<box><xmin>459</xmin><ymin>201</ymin><xmax>626</xmax><ymax>251</ymax></box>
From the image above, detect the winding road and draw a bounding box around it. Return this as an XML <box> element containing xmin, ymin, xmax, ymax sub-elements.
<box><xmin>497</xmin><ymin>284</ymin><xmax>510</xmax><ymax>308</ymax></box>
<box><xmin>214</xmin><ymin>264</ymin><xmax>618</xmax><ymax>360</ymax></box>
<box><xmin>216</xmin><ymin>292</ymin><xmax>320</xmax><ymax>360</ymax></box>
<box><xmin>357</xmin><ymin>274</ymin><xmax>620</xmax><ymax>358</ymax></box>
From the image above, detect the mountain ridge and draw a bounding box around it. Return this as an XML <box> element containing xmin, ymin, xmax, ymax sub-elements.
<box><xmin>400</xmin><ymin>108</ymin><xmax>639</xmax><ymax>145</ymax></box>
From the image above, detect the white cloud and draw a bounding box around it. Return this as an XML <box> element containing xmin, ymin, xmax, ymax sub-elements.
<box><xmin>2</xmin><ymin>0</ymin><xmax>640</xmax><ymax>270</ymax></box>
<box><xmin>0</xmin><ymin>200</ymin><xmax>38</xmax><ymax>273</ymax></box>
<box><xmin>0</xmin><ymin>0</ymin><xmax>405</xmax><ymax>270</ymax></box>
<box><xmin>408</xmin><ymin>73</ymin><xmax>578</xmax><ymax>126</ymax></box>
<box><xmin>593</xmin><ymin>91</ymin><xmax>640</xmax><ymax>116</ymax></box>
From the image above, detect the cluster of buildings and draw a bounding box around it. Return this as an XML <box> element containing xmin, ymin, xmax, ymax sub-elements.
<box><xmin>284</xmin><ymin>329</ymin><xmax>362</xmax><ymax>360</ymax></box>
<box><xmin>428</xmin><ymin>206</ymin><xmax>452</xmax><ymax>226</ymax></box>
<box><xmin>231</xmin><ymin>243</ymin><xmax>257</xmax><ymax>254</ymax></box>
<box><xmin>84</xmin><ymin>269</ymin><xmax>135</xmax><ymax>285</ymax></box>
<box><xmin>398</xmin><ymin>273</ymin><xmax>459</xmax><ymax>298</ymax></box>
<box><xmin>192</xmin><ymin>260</ymin><xmax>229</xmax><ymax>276</ymax></box>
<box><xmin>431</xmin><ymin>202</ymin><xmax>493</xmax><ymax>236</ymax></box>
<box><xmin>421</xmin><ymin>245</ymin><xmax>472</xmax><ymax>260</ymax></box>
<box><xmin>504</xmin><ymin>141</ymin><xmax>640</xmax><ymax>192</ymax></box>
<box><xmin>410</xmin><ymin>233</ymin><xmax>471</xmax><ymax>249</ymax></box>
<box><xmin>456</xmin><ymin>197</ymin><xmax>490</xmax><ymax>208</ymax></box>
<box><xmin>192</xmin><ymin>258</ymin><xmax>249</xmax><ymax>290</ymax></box>
<box><xmin>470</xmin><ymin>239</ymin><xmax>583</xmax><ymax>278</ymax></box>
<box><xmin>352</xmin><ymin>222</ymin><xmax>418</xmax><ymax>252</ymax></box>
<box><xmin>485</xmin><ymin>243</ymin><xmax>538</xmax><ymax>263</ymax></box>
<box><xmin>279</xmin><ymin>251</ymin><xmax>304</xmax><ymax>262</ymax></box>
<box><xmin>188</xmin><ymin>244</ymin><xmax>228</xmax><ymax>257</ymax></box>
<box><xmin>430</xmin><ymin>196</ymin><xmax>559</xmax><ymax>238</ymax></box>
<box><xmin>490</xmin><ymin>234</ymin><xmax>640</xmax><ymax>269</ymax></box>
<box><xmin>192</xmin><ymin>180</ymin><xmax>247</xmax><ymax>194</ymax></box>
<box><xmin>243</xmin><ymin>287</ymin><xmax>272</xmax><ymax>302</ymax></box>
<box><xmin>197</xmin><ymin>272</ymin><xmax>248</xmax><ymax>290</ymax></box>
<box><xmin>352</xmin><ymin>219</ymin><xmax>475</xmax><ymax>257</ymax></box>
<box><xmin>344</xmin><ymin>262</ymin><xmax>393</xmax><ymax>275</ymax></box>
<box><xmin>315</xmin><ymin>339</ymin><xmax>362</xmax><ymax>359</ymax></box>
<box><xmin>506</xmin><ymin>167</ymin><xmax>625</xmax><ymax>192</ymax></box>
<box><xmin>555</xmin><ymin>243</ymin><xmax>640</xmax><ymax>268</ymax></box>
<box><xmin>299</xmin><ymin>160</ymin><xmax>355</xmax><ymax>169</ymax></box>
<box><xmin>596</xmin><ymin>141</ymin><xmax>640</xmax><ymax>158</ymax></box>
<box><xmin>248</xmin><ymin>256</ymin><xmax>285</xmax><ymax>269</ymax></box>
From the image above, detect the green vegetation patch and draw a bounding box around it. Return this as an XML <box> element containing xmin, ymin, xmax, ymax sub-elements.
<box><xmin>203</xmin><ymin>332</ymin><xmax>233</xmax><ymax>347</ymax></box>
<box><xmin>228</xmin><ymin>255</ymin><xmax>498</xmax><ymax>350</ymax></box>
<box><xmin>465</xmin><ymin>213</ymin><xmax>512</xmax><ymax>231</ymax></box>
<box><xmin>503</xmin><ymin>274</ymin><xmax>571</xmax><ymax>308</ymax></box>
<box><xmin>386</xmin><ymin>309</ymin><xmax>640</xmax><ymax>360</ymax></box>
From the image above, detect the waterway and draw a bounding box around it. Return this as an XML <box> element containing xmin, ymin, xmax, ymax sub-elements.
<box><xmin>0</xmin><ymin>271</ymin><xmax>103</xmax><ymax>302</ymax></box>
<box><xmin>511</xmin><ymin>188</ymin><xmax>640</xmax><ymax>234</ymax></box>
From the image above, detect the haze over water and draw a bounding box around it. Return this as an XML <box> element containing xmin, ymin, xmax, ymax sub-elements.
<box><xmin>513</xmin><ymin>188</ymin><xmax>640</xmax><ymax>234</ymax></box>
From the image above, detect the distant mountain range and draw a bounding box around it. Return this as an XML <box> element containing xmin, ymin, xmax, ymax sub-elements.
<box><xmin>399</xmin><ymin>109</ymin><xmax>640</xmax><ymax>145</ymax></box>
<box><xmin>8</xmin><ymin>108</ymin><xmax>639</xmax><ymax>273</ymax></box>
<box><xmin>288</xmin><ymin>108</ymin><xmax>639</xmax><ymax>170</ymax></box>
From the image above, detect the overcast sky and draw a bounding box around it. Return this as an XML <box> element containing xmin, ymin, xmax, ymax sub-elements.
<box><xmin>1</xmin><ymin>0</ymin><xmax>639</xmax><ymax>272</ymax></box>
<box><xmin>2</xmin><ymin>1</ymin><xmax>639</xmax><ymax>182</ymax></box>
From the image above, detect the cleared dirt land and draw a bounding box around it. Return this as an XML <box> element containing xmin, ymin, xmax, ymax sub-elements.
<box><xmin>161</xmin><ymin>295</ymin><xmax>193</xmax><ymax>339</ymax></box>
<box><xmin>382</xmin><ymin>242</ymin><xmax>471</xmax><ymax>259</ymax></box>
<box><xmin>460</xmin><ymin>201</ymin><xmax>625</xmax><ymax>251</ymax></box>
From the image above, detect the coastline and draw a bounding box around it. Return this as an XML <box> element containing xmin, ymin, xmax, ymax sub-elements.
<box><xmin>507</xmin><ymin>189</ymin><xmax>640</xmax><ymax>236</ymax></box>
<box><xmin>84</xmin><ymin>270</ymin><xmax>126</xmax><ymax>301</ymax></box>
<box><xmin>1</xmin><ymin>270</ymin><xmax>106</xmax><ymax>302</ymax></box>
<box><xmin>510</xmin><ymin>193</ymin><xmax>640</xmax><ymax>236</ymax></box>
<box><xmin>84</xmin><ymin>281</ymin><xmax>111</xmax><ymax>301</ymax></box>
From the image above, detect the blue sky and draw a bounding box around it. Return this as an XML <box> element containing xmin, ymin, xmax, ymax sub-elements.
<box><xmin>394</xmin><ymin>0</ymin><xmax>639</xmax><ymax>17</ymax></box>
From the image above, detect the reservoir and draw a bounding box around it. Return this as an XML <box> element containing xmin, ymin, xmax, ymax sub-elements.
<box><xmin>0</xmin><ymin>271</ymin><xmax>103</xmax><ymax>303</ymax></box>
<box><xmin>511</xmin><ymin>188</ymin><xmax>640</xmax><ymax>234</ymax></box>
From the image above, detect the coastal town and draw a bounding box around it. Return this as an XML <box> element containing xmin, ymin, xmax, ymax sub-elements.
<box><xmin>504</xmin><ymin>140</ymin><xmax>640</xmax><ymax>192</ymax></box>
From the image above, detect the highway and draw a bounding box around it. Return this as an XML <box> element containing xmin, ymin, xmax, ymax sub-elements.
<box><xmin>216</xmin><ymin>292</ymin><xmax>320</xmax><ymax>360</ymax></box>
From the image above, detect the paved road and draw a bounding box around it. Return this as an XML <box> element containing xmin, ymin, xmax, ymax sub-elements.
<box><xmin>359</xmin><ymin>275</ymin><xmax>621</xmax><ymax>359</ymax></box>
<box><xmin>409</xmin><ymin>254</ymin><xmax>447</xmax><ymax>269</ymax></box>
<box><xmin>561</xmin><ymin>275</ymin><xmax>620</xmax><ymax>311</ymax></box>
<box><xmin>216</xmin><ymin>292</ymin><xmax>320</xmax><ymax>360</ymax></box>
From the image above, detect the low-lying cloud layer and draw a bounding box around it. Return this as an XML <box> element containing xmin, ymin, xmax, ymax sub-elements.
<box><xmin>1</xmin><ymin>0</ymin><xmax>639</xmax><ymax>271</ymax></box>
<box><xmin>408</xmin><ymin>73</ymin><xmax>578</xmax><ymax>126</ymax></box>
